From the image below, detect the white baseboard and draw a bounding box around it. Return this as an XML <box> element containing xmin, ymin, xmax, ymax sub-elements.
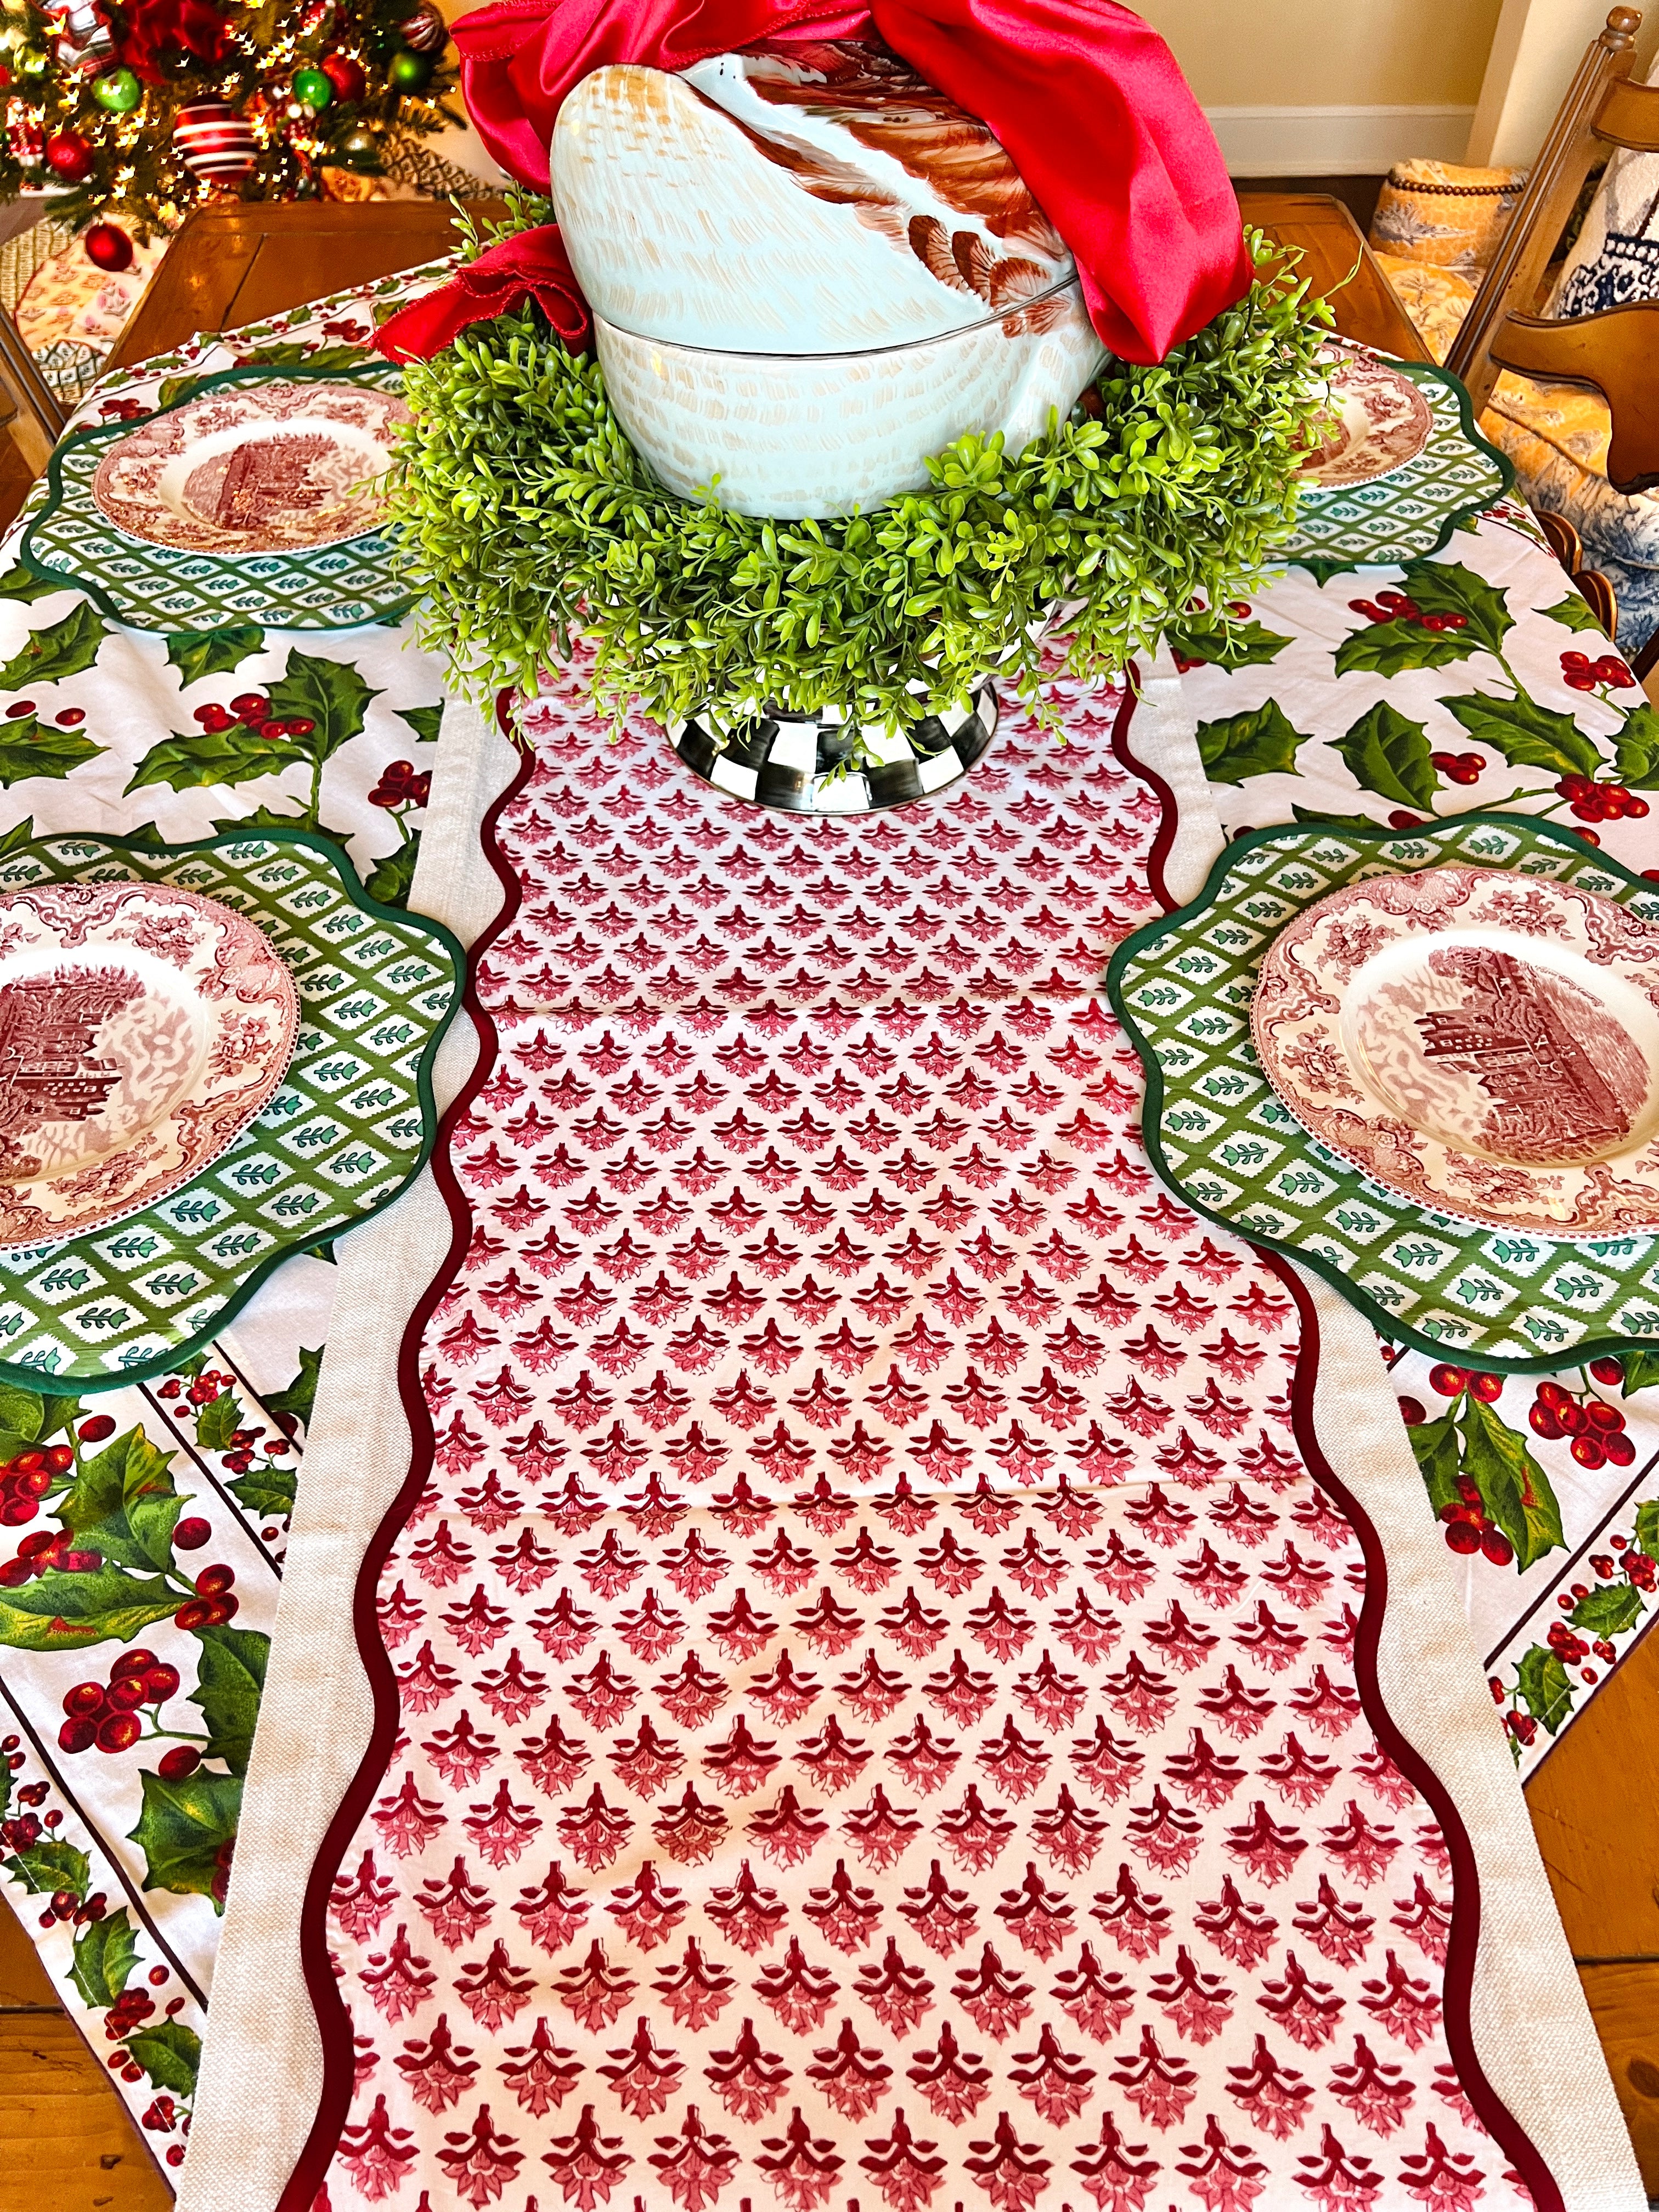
<box><xmin>1206</xmin><ymin>103</ymin><xmax>1476</xmax><ymax>176</ymax></box>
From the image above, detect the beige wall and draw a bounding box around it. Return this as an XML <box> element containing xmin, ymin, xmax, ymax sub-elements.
<box><xmin>1136</xmin><ymin>0</ymin><xmax>1503</xmax><ymax>110</ymax></box>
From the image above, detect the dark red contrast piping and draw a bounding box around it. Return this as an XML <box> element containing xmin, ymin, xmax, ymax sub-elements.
<box><xmin>276</xmin><ymin>706</ymin><xmax>535</xmax><ymax>2212</ymax></box>
<box><xmin>1262</xmin><ymin>1253</ymin><xmax>1567</xmax><ymax>2212</ymax></box>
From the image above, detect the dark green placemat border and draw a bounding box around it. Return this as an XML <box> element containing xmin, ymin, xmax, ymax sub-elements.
<box><xmin>1107</xmin><ymin>810</ymin><xmax>1659</xmax><ymax>1375</ymax></box>
<box><xmin>0</xmin><ymin>821</ymin><xmax>464</xmax><ymax>1393</ymax></box>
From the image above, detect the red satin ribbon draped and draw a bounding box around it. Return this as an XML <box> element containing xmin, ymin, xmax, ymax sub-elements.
<box><xmin>450</xmin><ymin>0</ymin><xmax>1250</xmax><ymax>364</ymax></box>
<box><xmin>374</xmin><ymin>225</ymin><xmax>590</xmax><ymax>362</ymax></box>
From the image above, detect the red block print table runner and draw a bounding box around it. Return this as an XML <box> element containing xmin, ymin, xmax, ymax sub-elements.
<box><xmin>295</xmin><ymin>667</ymin><xmax>1564</xmax><ymax>2212</ymax></box>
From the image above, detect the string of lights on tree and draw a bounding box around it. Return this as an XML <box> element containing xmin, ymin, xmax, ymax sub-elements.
<box><xmin>0</xmin><ymin>0</ymin><xmax>458</xmax><ymax>267</ymax></box>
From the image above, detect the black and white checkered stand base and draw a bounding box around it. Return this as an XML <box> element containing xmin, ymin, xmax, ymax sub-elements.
<box><xmin>668</xmin><ymin>679</ymin><xmax>998</xmax><ymax>815</ymax></box>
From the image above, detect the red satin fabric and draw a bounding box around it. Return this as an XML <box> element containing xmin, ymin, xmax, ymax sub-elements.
<box><xmin>374</xmin><ymin>225</ymin><xmax>590</xmax><ymax>362</ymax></box>
<box><xmin>452</xmin><ymin>0</ymin><xmax>1249</xmax><ymax>364</ymax></box>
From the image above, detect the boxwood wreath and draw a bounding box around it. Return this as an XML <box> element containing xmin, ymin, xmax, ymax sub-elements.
<box><xmin>386</xmin><ymin>199</ymin><xmax>1333</xmax><ymax>755</ymax></box>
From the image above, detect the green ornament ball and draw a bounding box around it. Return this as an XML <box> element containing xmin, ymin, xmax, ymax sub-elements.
<box><xmin>14</xmin><ymin>44</ymin><xmax>48</xmax><ymax>77</ymax></box>
<box><xmin>91</xmin><ymin>64</ymin><xmax>141</xmax><ymax>112</ymax></box>
<box><xmin>386</xmin><ymin>47</ymin><xmax>432</xmax><ymax>91</ymax></box>
<box><xmin>337</xmin><ymin>123</ymin><xmax>378</xmax><ymax>168</ymax></box>
<box><xmin>292</xmin><ymin>65</ymin><xmax>332</xmax><ymax>109</ymax></box>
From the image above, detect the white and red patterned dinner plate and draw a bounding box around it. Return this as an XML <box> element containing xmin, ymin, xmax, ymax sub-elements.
<box><xmin>1296</xmin><ymin>342</ymin><xmax>1434</xmax><ymax>492</ymax></box>
<box><xmin>1251</xmin><ymin>864</ymin><xmax>1659</xmax><ymax>1234</ymax></box>
<box><xmin>90</xmin><ymin>379</ymin><xmax>410</xmax><ymax>556</ymax></box>
<box><xmin>0</xmin><ymin>880</ymin><xmax>297</xmax><ymax>1248</ymax></box>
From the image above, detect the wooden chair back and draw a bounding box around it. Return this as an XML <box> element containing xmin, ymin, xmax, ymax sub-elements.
<box><xmin>0</xmin><ymin>304</ymin><xmax>65</xmax><ymax>479</ymax></box>
<box><xmin>1446</xmin><ymin>6</ymin><xmax>1659</xmax><ymax>495</ymax></box>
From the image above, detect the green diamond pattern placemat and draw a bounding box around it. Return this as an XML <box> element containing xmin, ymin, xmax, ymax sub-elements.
<box><xmin>20</xmin><ymin>360</ymin><xmax>415</xmax><ymax>633</ymax></box>
<box><xmin>0</xmin><ymin>827</ymin><xmax>463</xmax><ymax>1387</ymax></box>
<box><xmin>1108</xmin><ymin>814</ymin><xmax>1659</xmax><ymax>1372</ymax></box>
<box><xmin>1279</xmin><ymin>362</ymin><xmax>1514</xmax><ymax>581</ymax></box>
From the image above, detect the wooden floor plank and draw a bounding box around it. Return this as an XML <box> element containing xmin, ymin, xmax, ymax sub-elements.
<box><xmin>0</xmin><ymin>1895</ymin><xmax>170</xmax><ymax>2212</ymax></box>
<box><xmin>1524</xmin><ymin>1618</ymin><xmax>1659</xmax><ymax>1961</ymax></box>
<box><xmin>1577</xmin><ymin>1961</ymin><xmax>1659</xmax><ymax>2197</ymax></box>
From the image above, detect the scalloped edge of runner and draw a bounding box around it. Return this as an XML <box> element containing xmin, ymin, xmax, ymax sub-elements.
<box><xmin>275</xmin><ymin>699</ymin><xmax>534</xmax><ymax>2212</ymax></box>
<box><xmin>1109</xmin><ymin>673</ymin><xmax>1567</xmax><ymax>2212</ymax></box>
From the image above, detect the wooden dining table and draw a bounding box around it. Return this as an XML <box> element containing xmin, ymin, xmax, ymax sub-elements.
<box><xmin>0</xmin><ymin>183</ymin><xmax>1654</xmax><ymax>2212</ymax></box>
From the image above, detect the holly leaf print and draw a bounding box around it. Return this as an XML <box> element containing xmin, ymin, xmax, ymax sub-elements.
<box><xmin>166</xmin><ymin>625</ymin><xmax>266</xmax><ymax>685</ymax></box>
<box><xmin>0</xmin><ymin>1383</ymin><xmax>48</xmax><ymax>1440</ymax></box>
<box><xmin>1569</xmin><ymin>1582</ymin><xmax>1644</xmax><ymax>1637</ymax></box>
<box><xmin>227</xmin><ymin>1462</ymin><xmax>298</xmax><ymax>1519</ymax></box>
<box><xmin>208</xmin><ymin>804</ymin><xmax>309</xmax><ymax>837</ymax></box>
<box><xmin>1289</xmin><ymin>805</ymin><xmax>1401</xmax><ymax>832</ymax></box>
<box><xmin>194</xmin><ymin>1392</ymin><xmax>243</xmax><ymax>1453</ymax></box>
<box><xmin>1460</xmin><ymin>1395</ymin><xmax>1564</xmax><ymax>1570</ymax></box>
<box><xmin>129</xmin><ymin>1767</ymin><xmax>241</xmax><ymax>1910</ymax></box>
<box><xmin>126</xmin><ymin>722</ymin><xmax>307</xmax><ymax>796</ymax></box>
<box><xmin>1514</xmin><ymin>1643</ymin><xmax>1575</xmax><ymax>1735</ymax></box>
<box><xmin>1439</xmin><ymin>691</ymin><xmax>1602</xmax><ymax>782</ymax></box>
<box><xmin>0</xmin><ymin>602</ymin><xmax>109</xmax><ymax>688</ymax></box>
<box><xmin>0</xmin><ymin>567</ymin><xmax>67</xmax><ymax>603</ymax></box>
<box><xmin>1537</xmin><ymin>592</ymin><xmax>1608</xmax><ymax>637</ymax></box>
<box><xmin>1635</xmin><ymin>1500</ymin><xmax>1659</xmax><ymax>1560</ymax></box>
<box><xmin>3</xmin><ymin>1836</ymin><xmax>88</xmax><ymax>1897</ymax></box>
<box><xmin>122</xmin><ymin>2018</ymin><xmax>202</xmax><ymax>2096</ymax></box>
<box><xmin>396</xmin><ymin>704</ymin><xmax>445</xmax><ymax>744</ymax></box>
<box><xmin>0</xmin><ymin>1562</ymin><xmax>181</xmax><ymax>1652</ymax></box>
<box><xmin>1406</xmin><ymin>1409</ymin><xmax>1460</xmax><ymax>1517</ymax></box>
<box><xmin>1612</xmin><ymin>702</ymin><xmax>1659</xmax><ymax>790</ymax></box>
<box><xmin>189</xmin><ymin>1624</ymin><xmax>269</xmax><ymax>1776</ymax></box>
<box><xmin>58</xmin><ymin>1426</ymin><xmax>182</xmax><ymax>1574</ymax></box>
<box><xmin>366</xmin><ymin>830</ymin><xmax>420</xmax><ymax>910</ymax></box>
<box><xmin>1164</xmin><ymin>614</ymin><xmax>1293</xmax><ymax>671</ymax></box>
<box><xmin>70</xmin><ymin>1906</ymin><xmax>139</xmax><ymax>2009</ymax></box>
<box><xmin>1195</xmin><ymin>701</ymin><xmax>1308</xmax><ymax>785</ymax></box>
<box><xmin>154</xmin><ymin>375</ymin><xmax>207</xmax><ymax>410</ymax></box>
<box><xmin>1333</xmin><ymin>620</ymin><xmax>1482</xmax><ymax>681</ymax></box>
<box><xmin>1331</xmin><ymin>702</ymin><xmax>1439</xmax><ymax>810</ymax></box>
<box><xmin>266</xmin><ymin>1345</ymin><xmax>322</xmax><ymax>1435</ymax></box>
<box><xmin>1619</xmin><ymin>1350</ymin><xmax>1659</xmax><ymax>1397</ymax></box>
<box><xmin>265</xmin><ymin>648</ymin><xmax>381</xmax><ymax>765</ymax></box>
<box><xmin>239</xmin><ymin>343</ymin><xmax>368</xmax><ymax>373</ymax></box>
<box><xmin>1401</xmin><ymin>558</ymin><xmax>1515</xmax><ymax>657</ymax></box>
<box><xmin>0</xmin><ymin>714</ymin><xmax>100</xmax><ymax>787</ymax></box>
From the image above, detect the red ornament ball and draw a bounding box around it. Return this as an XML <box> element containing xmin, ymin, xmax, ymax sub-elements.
<box><xmin>319</xmin><ymin>49</ymin><xmax>365</xmax><ymax>101</ymax></box>
<box><xmin>83</xmin><ymin>221</ymin><xmax>133</xmax><ymax>273</ymax></box>
<box><xmin>172</xmin><ymin>94</ymin><xmax>257</xmax><ymax>182</ymax></box>
<box><xmin>44</xmin><ymin>129</ymin><xmax>93</xmax><ymax>182</ymax></box>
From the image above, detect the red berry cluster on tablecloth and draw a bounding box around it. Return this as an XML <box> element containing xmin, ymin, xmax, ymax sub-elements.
<box><xmin>159</xmin><ymin>1363</ymin><xmax>290</xmax><ymax>1478</ymax></box>
<box><xmin>1553</xmin><ymin>774</ymin><xmax>1649</xmax><ymax>823</ymax></box>
<box><xmin>1560</xmin><ymin>648</ymin><xmax>1638</xmax><ymax>692</ymax></box>
<box><xmin>1427</xmin><ymin>749</ymin><xmax>1486</xmax><ymax>787</ymax></box>
<box><xmin>0</xmin><ymin>1520</ymin><xmax>101</xmax><ymax>1584</ymax></box>
<box><xmin>1348</xmin><ymin>590</ymin><xmax>1469</xmax><ymax>633</ymax></box>
<box><xmin>1528</xmin><ymin>1368</ymin><xmax>1635</xmax><ymax>1468</ymax></box>
<box><xmin>172</xmin><ymin>1561</ymin><xmax>238</xmax><ymax>1632</ymax></box>
<box><xmin>368</xmin><ymin>757</ymin><xmax>432</xmax><ymax>810</ymax></box>
<box><xmin>191</xmin><ymin>693</ymin><xmax>315</xmax><ymax>744</ymax></box>
<box><xmin>0</xmin><ymin>1441</ymin><xmax>70</xmax><ymax>1530</ymax></box>
<box><xmin>58</xmin><ymin>1647</ymin><xmax>184</xmax><ymax>1756</ymax></box>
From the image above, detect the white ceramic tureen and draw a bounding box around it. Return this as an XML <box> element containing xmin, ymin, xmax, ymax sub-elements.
<box><xmin>550</xmin><ymin>40</ymin><xmax>1108</xmax><ymax>518</ymax></box>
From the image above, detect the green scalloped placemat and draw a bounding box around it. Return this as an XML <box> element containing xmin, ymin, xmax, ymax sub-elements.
<box><xmin>0</xmin><ymin>827</ymin><xmax>463</xmax><ymax>1388</ymax></box>
<box><xmin>1108</xmin><ymin>814</ymin><xmax>1659</xmax><ymax>1372</ymax></box>
<box><xmin>20</xmin><ymin>360</ymin><xmax>414</xmax><ymax>633</ymax></box>
<box><xmin>1279</xmin><ymin>360</ymin><xmax>1514</xmax><ymax>581</ymax></box>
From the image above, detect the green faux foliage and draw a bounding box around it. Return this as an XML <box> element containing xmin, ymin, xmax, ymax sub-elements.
<box><xmin>386</xmin><ymin>201</ymin><xmax>1333</xmax><ymax>749</ymax></box>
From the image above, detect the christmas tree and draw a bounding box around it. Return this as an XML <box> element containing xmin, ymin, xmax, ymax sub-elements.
<box><xmin>0</xmin><ymin>0</ymin><xmax>461</xmax><ymax>255</ymax></box>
